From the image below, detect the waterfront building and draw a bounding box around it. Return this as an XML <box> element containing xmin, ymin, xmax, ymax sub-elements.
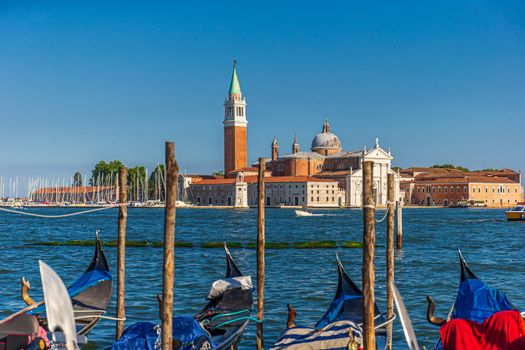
<box><xmin>400</xmin><ymin>168</ymin><xmax>524</xmax><ymax>207</ymax></box>
<box><xmin>189</xmin><ymin>173</ymin><xmax>343</xmax><ymax>208</ymax></box>
<box><xmin>268</xmin><ymin>123</ymin><xmax>401</xmax><ymax>207</ymax></box>
<box><xmin>183</xmin><ymin>62</ymin><xmax>402</xmax><ymax>208</ymax></box>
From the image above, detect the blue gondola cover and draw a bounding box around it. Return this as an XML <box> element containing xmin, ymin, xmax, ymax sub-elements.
<box><xmin>111</xmin><ymin>316</ymin><xmax>215</xmax><ymax>350</ymax></box>
<box><xmin>452</xmin><ymin>278</ymin><xmax>515</xmax><ymax>324</ymax></box>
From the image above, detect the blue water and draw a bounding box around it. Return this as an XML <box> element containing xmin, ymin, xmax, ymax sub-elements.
<box><xmin>0</xmin><ymin>207</ymin><xmax>524</xmax><ymax>349</ymax></box>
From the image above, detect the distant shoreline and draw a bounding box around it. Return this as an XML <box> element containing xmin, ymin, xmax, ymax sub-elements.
<box><xmin>0</xmin><ymin>204</ymin><xmax>510</xmax><ymax>210</ymax></box>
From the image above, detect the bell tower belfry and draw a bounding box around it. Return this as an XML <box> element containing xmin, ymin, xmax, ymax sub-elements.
<box><xmin>223</xmin><ymin>60</ymin><xmax>248</xmax><ymax>175</ymax></box>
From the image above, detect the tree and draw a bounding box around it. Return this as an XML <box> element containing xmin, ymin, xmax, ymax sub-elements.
<box><xmin>431</xmin><ymin>164</ymin><xmax>469</xmax><ymax>172</ymax></box>
<box><xmin>148</xmin><ymin>164</ymin><xmax>166</xmax><ymax>201</ymax></box>
<box><xmin>90</xmin><ymin>160</ymin><xmax>124</xmax><ymax>185</ymax></box>
<box><xmin>213</xmin><ymin>170</ymin><xmax>224</xmax><ymax>176</ymax></box>
<box><xmin>128</xmin><ymin>166</ymin><xmax>147</xmax><ymax>201</ymax></box>
<box><xmin>73</xmin><ymin>172</ymin><xmax>83</xmax><ymax>186</ymax></box>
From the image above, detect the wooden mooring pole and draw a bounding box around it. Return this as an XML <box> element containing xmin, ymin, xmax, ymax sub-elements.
<box><xmin>256</xmin><ymin>158</ymin><xmax>266</xmax><ymax>350</ymax></box>
<box><xmin>362</xmin><ymin>161</ymin><xmax>376</xmax><ymax>350</ymax></box>
<box><xmin>396</xmin><ymin>201</ymin><xmax>403</xmax><ymax>250</ymax></box>
<box><xmin>116</xmin><ymin>167</ymin><xmax>127</xmax><ymax>340</ymax></box>
<box><xmin>161</xmin><ymin>142</ymin><xmax>179</xmax><ymax>350</ymax></box>
<box><xmin>386</xmin><ymin>173</ymin><xmax>395</xmax><ymax>350</ymax></box>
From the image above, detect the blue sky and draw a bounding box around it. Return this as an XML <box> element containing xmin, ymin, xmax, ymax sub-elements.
<box><xmin>1</xmin><ymin>1</ymin><xmax>524</xmax><ymax>191</ymax></box>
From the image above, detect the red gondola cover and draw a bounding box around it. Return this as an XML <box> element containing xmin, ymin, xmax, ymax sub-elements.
<box><xmin>440</xmin><ymin>310</ymin><xmax>525</xmax><ymax>350</ymax></box>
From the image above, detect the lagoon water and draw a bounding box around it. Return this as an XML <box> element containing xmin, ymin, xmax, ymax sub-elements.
<box><xmin>1</xmin><ymin>207</ymin><xmax>524</xmax><ymax>349</ymax></box>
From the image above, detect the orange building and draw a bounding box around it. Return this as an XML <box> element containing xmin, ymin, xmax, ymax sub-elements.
<box><xmin>400</xmin><ymin>168</ymin><xmax>524</xmax><ymax>207</ymax></box>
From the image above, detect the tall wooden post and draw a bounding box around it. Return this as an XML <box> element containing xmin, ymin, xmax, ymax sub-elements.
<box><xmin>256</xmin><ymin>158</ymin><xmax>266</xmax><ymax>350</ymax></box>
<box><xmin>362</xmin><ymin>161</ymin><xmax>376</xmax><ymax>350</ymax></box>
<box><xmin>386</xmin><ymin>173</ymin><xmax>395</xmax><ymax>350</ymax></box>
<box><xmin>116</xmin><ymin>167</ymin><xmax>127</xmax><ymax>340</ymax></box>
<box><xmin>161</xmin><ymin>142</ymin><xmax>179</xmax><ymax>350</ymax></box>
<box><xmin>396</xmin><ymin>201</ymin><xmax>403</xmax><ymax>249</ymax></box>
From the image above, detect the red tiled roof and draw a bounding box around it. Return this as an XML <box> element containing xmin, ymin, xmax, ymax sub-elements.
<box><xmin>32</xmin><ymin>186</ymin><xmax>114</xmax><ymax>194</ymax></box>
<box><xmin>192</xmin><ymin>175</ymin><xmax>336</xmax><ymax>186</ymax></box>
<box><xmin>467</xmin><ymin>176</ymin><xmax>516</xmax><ymax>184</ymax></box>
<box><xmin>191</xmin><ymin>178</ymin><xmax>237</xmax><ymax>185</ymax></box>
<box><xmin>414</xmin><ymin>175</ymin><xmax>517</xmax><ymax>184</ymax></box>
<box><xmin>414</xmin><ymin>177</ymin><xmax>469</xmax><ymax>184</ymax></box>
<box><xmin>263</xmin><ymin>176</ymin><xmax>335</xmax><ymax>183</ymax></box>
<box><xmin>315</xmin><ymin>170</ymin><xmax>353</xmax><ymax>176</ymax></box>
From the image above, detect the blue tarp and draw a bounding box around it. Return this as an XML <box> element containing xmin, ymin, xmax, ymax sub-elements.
<box><xmin>435</xmin><ymin>277</ymin><xmax>516</xmax><ymax>350</ymax></box>
<box><xmin>451</xmin><ymin>278</ymin><xmax>515</xmax><ymax>323</ymax></box>
<box><xmin>29</xmin><ymin>268</ymin><xmax>111</xmax><ymax>315</ymax></box>
<box><xmin>111</xmin><ymin>322</ymin><xmax>160</xmax><ymax>350</ymax></box>
<box><xmin>67</xmin><ymin>268</ymin><xmax>111</xmax><ymax>296</ymax></box>
<box><xmin>316</xmin><ymin>295</ymin><xmax>362</xmax><ymax>329</ymax></box>
<box><xmin>111</xmin><ymin>316</ymin><xmax>215</xmax><ymax>350</ymax></box>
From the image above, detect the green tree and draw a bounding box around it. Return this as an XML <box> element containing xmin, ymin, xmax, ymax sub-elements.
<box><xmin>90</xmin><ymin>160</ymin><xmax>124</xmax><ymax>185</ymax></box>
<box><xmin>431</xmin><ymin>164</ymin><xmax>469</xmax><ymax>172</ymax></box>
<box><xmin>212</xmin><ymin>170</ymin><xmax>224</xmax><ymax>176</ymax></box>
<box><xmin>128</xmin><ymin>166</ymin><xmax>147</xmax><ymax>201</ymax></box>
<box><xmin>148</xmin><ymin>164</ymin><xmax>165</xmax><ymax>200</ymax></box>
<box><xmin>73</xmin><ymin>172</ymin><xmax>83</xmax><ymax>186</ymax></box>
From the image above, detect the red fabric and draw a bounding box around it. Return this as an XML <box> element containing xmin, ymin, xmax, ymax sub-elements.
<box><xmin>441</xmin><ymin>310</ymin><xmax>525</xmax><ymax>350</ymax></box>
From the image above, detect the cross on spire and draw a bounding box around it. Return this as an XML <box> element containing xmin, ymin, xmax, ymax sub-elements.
<box><xmin>322</xmin><ymin>118</ymin><xmax>331</xmax><ymax>133</ymax></box>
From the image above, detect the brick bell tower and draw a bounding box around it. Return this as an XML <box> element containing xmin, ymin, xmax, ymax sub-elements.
<box><xmin>223</xmin><ymin>60</ymin><xmax>248</xmax><ymax>176</ymax></box>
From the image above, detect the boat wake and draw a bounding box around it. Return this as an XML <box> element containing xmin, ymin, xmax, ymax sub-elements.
<box><xmin>295</xmin><ymin>210</ymin><xmax>338</xmax><ymax>217</ymax></box>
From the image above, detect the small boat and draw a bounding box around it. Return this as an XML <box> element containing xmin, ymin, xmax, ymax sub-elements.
<box><xmin>26</xmin><ymin>233</ymin><xmax>113</xmax><ymax>336</ymax></box>
<box><xmin>426</xmin><ymin>251</ymin><xmax>518</xmax><ymax>349</ymax></box>
<box><xmin>112</xmin><ymin>245</ymin><xmax>253</xmax><ymax>350</ymax></box>
<box><xmin>294</xmin><ymin>210</ymin><xmax>325</xmax><ymax>217</ymax></box>
<box><xmin>272</xmin><ymin>256</ymin><xmax>389</xmax><ymax>349</ymax></box>
<box><xmin>506</xmin><ymin>203</ymin><xmax>525</xmax><ymax>221</ymax></box>
<box><xmin>0</xmin><ymin>234</ymin><xmax>112</xmax><ymax>349</ymax></box>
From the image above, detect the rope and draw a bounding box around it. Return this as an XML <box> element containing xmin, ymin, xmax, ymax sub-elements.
<box><xmin>74</xmin><ymin>315</ymin><xmax>126</xmax><ymax>321</ymax></box>
<box><xmin>210</xmin><ymin>316</ymin><xmax>263</xmax><ymax>330</ymax></box>
<box><xmin>375</xmin><ymin>201</ymin><xmax>395</xmax><ymax>223</ymax></box>
<box><xmin>374</xmin><ymin>313</ymin><xmax>396</xmax><ymax>330</ymax></box>
<box><xmin>0</xmin><ymin>205</ymin><xmax>122</xmax><ymax>218</ymax></box>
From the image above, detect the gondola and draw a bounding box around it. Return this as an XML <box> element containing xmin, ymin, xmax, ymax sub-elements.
<box><xmin>0</xmin><ymin>234</ymin><xmax>113</xmax><ymax>349</ymax></box>
<box><xmin>272</xmin><ymin>255</ymin><xmax>389</xmax><ymax>350</ymax></box>
<box><xmin>27</xmin><ymin>233</ymin><xmax>113</xmax><ymax>336</ymax></box>
<box><xmin>112</xmin><ymin>245</ymin><xmax>253</xmax><ymax>350</ymax></box>
<box><xmin>426</xmin><ymin>250</ymin><xmax>519</xmax><ymax>349</ymax></box>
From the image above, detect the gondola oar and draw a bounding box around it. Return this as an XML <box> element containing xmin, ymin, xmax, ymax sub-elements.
<box><xmin>391</xmin><ymin>283</ymin><xmax>420</xmax><ymax>350</ymax></box>
<box><xmin>40</xmin><ymin>260</ymin><xmax>78</xmax><ymax>350</ymax></box>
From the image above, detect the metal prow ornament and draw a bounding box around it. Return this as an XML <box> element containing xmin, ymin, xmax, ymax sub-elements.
<box><xmin>426</xmin><ymin>295</ymin><xmax>446</xmax><ymax>326</ymax></box>
<box><xmin>21</xmin><ymin>276</ymin><xmax>36</xmax><ymax>306</ymax></box>
<box><xmin>286</xmin><ymin>304</ymin><xmax>296</xmax><ymax>329</ymax></box>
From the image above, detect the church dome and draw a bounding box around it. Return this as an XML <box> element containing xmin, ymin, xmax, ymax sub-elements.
<box><xmin>311</xmin><ymin>119</ymin><xmax>342</xmax><ymax>153</ymax></box>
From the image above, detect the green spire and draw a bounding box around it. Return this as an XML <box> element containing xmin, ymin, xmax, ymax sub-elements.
<box><xmin>229</xmin><ymin>60</ymin><xmax>242</xmax><ymax>95</ymax></box>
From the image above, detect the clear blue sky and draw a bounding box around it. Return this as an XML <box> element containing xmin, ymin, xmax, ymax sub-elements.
<box><xmin>1</xmin><ymin>1</ymin><xmax>524</xmax><ymax>191</ymax></box>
